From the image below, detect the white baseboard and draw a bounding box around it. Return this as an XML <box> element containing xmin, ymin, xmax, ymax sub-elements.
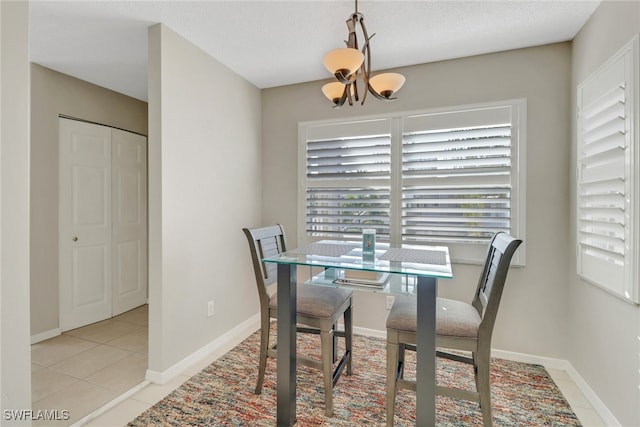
<box><xmin>491</xmin><ymin>348</ymin><xmax>572</xmax><ymax>370</ymax></box>
<box><xmin>72</xmin><ymin>380</ymin><xmax>150</xmax><ymax>427</ymax></box>
<box><xmin>31</xmin><ymin>328</ymin><xmax>61</xmax><ymax>344</ymax></box>
<box><xmin>491</xmin><ymin>348</ymin><xmax>620</xmax><ymax>427</ymax></box>
<box><xmin>145</xmin><ymin>314</ymin><xmax>260</xmax><ymax>385</ymax></box>
<box><xmin>145</xmin><ymin>322</ymin><xmax>384</xmax><ymax>385</ymax></box>
<box><xmin>353</xmin><ymin>325</ymin><xmax>386</xmax><ymax>339</ymax></box>
<box><xmin>563</xmin><ymin>364</ymin><xmax>622</xmax><ymax>427</ymax></box>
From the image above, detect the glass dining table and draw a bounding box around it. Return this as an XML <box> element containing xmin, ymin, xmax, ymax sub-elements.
<box><xmin>262</xmin><ymin>240</ymin><xmax>453</xmax><ymax>426</ymax></box>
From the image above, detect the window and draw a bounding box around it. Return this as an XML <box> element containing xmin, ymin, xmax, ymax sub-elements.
<box><xmin>576</xmin><ymin>36</ymin><xmax>639</xmax><ymax>304</ymax></box>
<box><xmin>299</xmin><ymin>100</ymin><xmax>526</xmax><ymax>265</ymax></box>
<box><xmin>302</xmin><ymin>119</ymin><xmax>392</xmax><ymax>239</ymax></box>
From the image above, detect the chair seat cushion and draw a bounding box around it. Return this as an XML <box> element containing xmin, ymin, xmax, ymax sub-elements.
<box><xmin>270</xmin><ymin>285</ymin><xmax>352</xmax><ymax>319</ymax></box>
<box><xmin>386</xmin><ymin>295</ymin><xmax>481</xmax><ymax>339</ymax></box>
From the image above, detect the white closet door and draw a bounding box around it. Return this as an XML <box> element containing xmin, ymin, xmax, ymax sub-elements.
<box><xmin>59</xmin><ymin>118</ymin><xmax>113</xmax><ymax>331</ymax></box>
<box><xmin>111</xmin><ymin>128</ymin><xmax>148</xmax><ymax>316</ymax></box>
<box><xmin>59</xmin><ymin>118</ymin><xmax>148</xmax><ymax>331</ymax></box>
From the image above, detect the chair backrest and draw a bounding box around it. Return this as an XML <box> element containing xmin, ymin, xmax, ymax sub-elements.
<box><xmin>471</xmin><ymin>232</ymin><xmax>522</xmax><ymax>342</ymax></box>
<box><xmin>243</xmin><ymin>224</ymin><xmax>287</xmax><ymax>310</ymax></box>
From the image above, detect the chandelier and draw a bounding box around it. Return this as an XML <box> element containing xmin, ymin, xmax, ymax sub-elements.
<box><xmin>322</xmin><ymin>0</ymin><xmax>405</xmax><ymax>108</ymax></box>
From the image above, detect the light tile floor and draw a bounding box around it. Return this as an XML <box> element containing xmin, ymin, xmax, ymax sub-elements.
<box><xmin>547</xmin><ymin>369</ymin><xmax>607</xmax><ymax>427</ymax></box>
<box><xmin>81</xmin><ymin>331</ymin><xmax>242</xmax><ymax>427</ymax></box>
<box><xmin>31</xmin><ymin>305</ymin><xmax>149</xmax><ymax>426</ymax></box>
<box><xmin>34</xmin><ymin>309</ymin><xmax>607</xmax><ymax>426</ymax></box>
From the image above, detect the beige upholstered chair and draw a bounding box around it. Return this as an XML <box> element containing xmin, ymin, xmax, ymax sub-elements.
<box><xmin>386</xmin><ymin>232</ymin><xmax>522</xmax><ymax>427</ymax></box>
<box><xmin>243</xmin><ymin>224</ymin><xmax>353</xmax><ymax>417</ymax></box>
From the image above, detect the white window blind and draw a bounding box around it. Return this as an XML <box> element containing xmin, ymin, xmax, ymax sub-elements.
<box><xmin>577</xmin><ymin>36</ymin><xmax>639</xmax><ymax>304</ymax></box>
<box><xmin>402</xmin><ymin>109</ymin><xmax>513</xmax><ymax>244</ymax></box>
<box><xmin>303</xmin><ymin>120</ymin><xmax>391</xmax><ymax>239</ymax></box>
<box><xmin>299</xmin><ymin>101</ymin><xmax>526</xmax><ymax>265</ymax></box>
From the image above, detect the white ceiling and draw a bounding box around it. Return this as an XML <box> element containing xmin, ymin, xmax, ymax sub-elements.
<box><xmin>29</xmin><ymin>0</ymin><xmax>601</xmax><ymax>102</ymax></box>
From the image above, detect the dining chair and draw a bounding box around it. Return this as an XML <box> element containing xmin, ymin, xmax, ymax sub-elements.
<box><xmin>243</xmin><ymin>224</ymin><xmax>353</xmax><ymax>417</ymax></box>
<box><xmin>385</xmin><ymin>232</ymin><xmax>522</xmax><ymax>427</ymax></box>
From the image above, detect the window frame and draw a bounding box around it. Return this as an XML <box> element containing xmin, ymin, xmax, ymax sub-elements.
<box><xmin>576</xmin><ymin>35</ymin><xmax>639</xmax><ymax>304</ymax></box>
<box><xmin>298</xmin><ymin>99</ymin><xmax>527</xmax><ymax>266</ymax></box>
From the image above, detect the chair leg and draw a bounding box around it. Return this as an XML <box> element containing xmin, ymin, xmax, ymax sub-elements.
<box><xmin>386</xmin><ymin>338</ymin><xmax>399</xmax><ymax>427</ymax></box>
<box><xmin>475</xmin><ymin>350</ymin><xmax>493</xmax><ymax>427</ymax></box>
<box><xmin>320</xmin><ymin>329</ymin><xmax>334</xmax><ymax>417</ymax></box>
<box><xmin>255</xmin><ymin>316</ymin><xmax>270</xmax><ymax>395</ymax></box>
<box><xmin>332</xmin><ymin>323</ymin><xmax>338</xmax><ymax>363</ymax></box>
<box><xmin>397</xmin><ymin>344</ymin><xmax>406</xmax><ymax>380</ymax></box>
<box><xmin>344</xmin><ymin>304</ymin><xmax>353</xmax><ymax>375</ymax></box>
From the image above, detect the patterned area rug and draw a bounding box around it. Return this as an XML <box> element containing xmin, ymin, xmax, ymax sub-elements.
<box><xmin>129</xmin><ymin>324</ymin><xmax>580</xmax><ymax>426</ymax></box>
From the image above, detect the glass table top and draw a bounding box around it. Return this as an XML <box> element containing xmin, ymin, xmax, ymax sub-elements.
<box><xmin>262</xmin><ymin>240</ymin><xmax>453</xmax><ymax>296</ymax></box>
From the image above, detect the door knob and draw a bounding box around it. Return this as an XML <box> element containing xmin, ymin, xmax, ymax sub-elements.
<box><xmin>72</xmin><ymin>236</ymin><xmax>78</xmax><ymax>242</ymax></box>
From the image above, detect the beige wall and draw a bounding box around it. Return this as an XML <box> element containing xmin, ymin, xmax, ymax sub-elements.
<box><xmin>30</xmin><ymin>64</ymin><xmax>148</xmax><ymax>337</ymax></box>
<box><xmin>263</xmin><ymin>43</ymin><xmax>572</xmax><ymax>355</ymax></box>
<box><xmin>570</xmin><ymin>2</ymin><xmax>640</xmax><ymax>425</ymax></box>
<box><xmin>1</xmin><ymin>0</ymin><xmax>32</xmax><ymax>420</ymax></box>
<box><xmin>147</xmin><ymin>24</ymin><xmax>262</xmax><ymax>373</ymax></box>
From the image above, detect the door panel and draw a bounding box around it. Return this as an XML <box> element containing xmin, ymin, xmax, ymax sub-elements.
<box><xmin>73</xmin><ymin>166</ymin><xmax>108</xmax><ymax>225</ymax></box>
<box><xmin>59</xmin><ymin>118</ymin><xmax>112</xmax><ymax>331</ymax></box>
<box><xmin>73</xmin><ymin>245</ymin><xmax>108</xmax><ymax>306</ymax></box>
<box><xmin>112</xmin><ymin>128</ymin><xmax>148</xmax><ymax>316</ymax></box>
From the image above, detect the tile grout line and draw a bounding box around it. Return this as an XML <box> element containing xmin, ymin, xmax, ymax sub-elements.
<box><xmin>31</xmin><ymin>305</ymin><xmax>150</xmax><ymax>425</ymax></box>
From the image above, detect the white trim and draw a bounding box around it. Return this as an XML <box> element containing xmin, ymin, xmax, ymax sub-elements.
<box><xmin>31</xmin><ymin>328</ymin><xmax>61</xmax><ymax>344</ymax></box>
<box><xmin>491</xmin><ymin>348</ymin><xmax>571</xmax><ymax>370</ymax></box>
<box><xmin>71</xmin><ymin>380</ymin><xmax>150</xmax><ymax>427</ymax></box>
<box><xmin>492</xmin><ymin>349</ymin><xmax>620</xmax><ymax>426</ymax></box>
<box><xmin>576</xmin><ymin>35</ymin><xmax>640</xmax><ymax>305</ymax></box>
<box><xmin>145</xmin><ymin>314</ymin><xmax>260</xmax><ymax>385</ymax></box>
<box><xmin>353</xmin><ymin>325</ymin><xmax>386</xmax><ymax>339</ymax></box>
<box><xmin>563</xmin><ymin>364</ymin><xmax>622</xmax><ymax>427</ymax></box>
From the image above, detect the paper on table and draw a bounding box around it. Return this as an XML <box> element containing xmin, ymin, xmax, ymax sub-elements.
<box><xmin>288</xmin><ymin>242</ymin><xmax>358</xmax><ymax>257</ymax></box>
<box><xmin>379</xmin><ymin>248</ymin><xmax>447</xmax><ymax>265</ymax></box>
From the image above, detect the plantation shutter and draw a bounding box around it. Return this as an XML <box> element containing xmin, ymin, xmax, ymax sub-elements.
<box><xmin>299</xmin><ymin>100</ymin><xmax>525</xmax><ymax>265</ymax></box>
<box><xmin>402</xmin><ymin>106</ymin><xmax>515</xmax><ymax>244</ymax></box>
<box><xmin>576</xmin><ymin>36</ymin><xmax>639</xmax><ymax>304</ymax></box>
<box><xmin>303</xmin><ymin>119</ymin><xmax>391</xmax><ymax>239</ymax></box>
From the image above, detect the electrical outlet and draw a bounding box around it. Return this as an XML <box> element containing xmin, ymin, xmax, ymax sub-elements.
<box><xmin>207</xmin><ymin>300</ymin><xmax>214</xmax><ymax>317</ymax></box>
<box><xmin>386</xmin><ymin>296</ymin><xmax>395</xmax><ymax>310</ymax></box>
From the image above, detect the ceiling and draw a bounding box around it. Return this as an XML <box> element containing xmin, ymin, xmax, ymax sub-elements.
<box><xmin>29</xmin><ymin>0</ymin><xmax>601</xmax><ymax>102</ymax></box>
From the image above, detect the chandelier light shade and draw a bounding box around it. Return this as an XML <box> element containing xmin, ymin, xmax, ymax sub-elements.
<box><xmin>323</xmin><ymin>48</ymin><xmax>365</xmax><ymax>83</ymax></box>
<box><xmin>369</xmin><ymin>73</ymin><xmax>406</xmax><ymax>99</ymax></box>
<box><xmin>321</xmin><ymin>0</ymin><xmax>405</xmax><ymax>107</ymax></box>
<box><xmin>322</xmin><ymin>82</ymin><xmax>348</xmax><ymax>104</ymax></box>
